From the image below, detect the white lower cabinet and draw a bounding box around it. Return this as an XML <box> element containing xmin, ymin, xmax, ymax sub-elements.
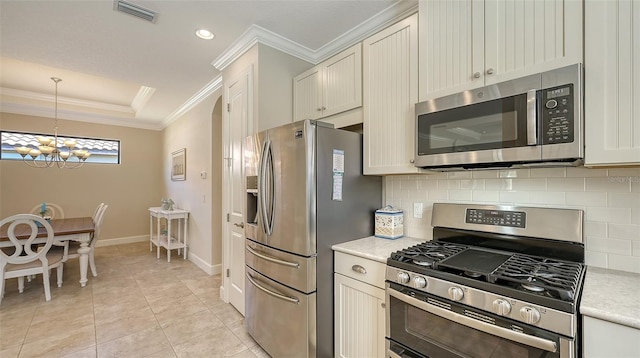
<box><xmin>334</xmin><ymin>252</ymin><xmax>386</xmax><ymax>358</ymax></box>
<box><xmin>583</xmin><ymin>316</ymin><xmax>640</xmax><ymax>357</ymax></box>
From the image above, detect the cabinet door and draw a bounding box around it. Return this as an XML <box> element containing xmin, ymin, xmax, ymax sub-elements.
<box><xmin>334</xmin><ymin>273</ymin><xmax>385</xmax><ymax>358</ymax></box>
<box><xmin>585</xmin><ymin>0</ymin><xmax>640</xmax><ymax>166</ymax></box>
<box><xmin>293</xmin><ymin>66</ymin><xmax>322</xmax><ymax>121</ymax></box>
<box><xmin>583</xmin><ymin>316</ymin><xmax>640</xmax><ymax>357</ymax></box>
<box><xmin>419</xmin><ymin>0</ymin><xmax>484</xmax><ymax>101</ymax></box>
<box><xmin>363</xmin><ymin>14</ymin><xmax>420</xmax><ymax>175</ymax></box>
<box><xmin>484</xmin><ymin>0</ymin><xmax>583</xmax><ymax>85</ymax></box>
<box><xmin>323</xmin><ymin>44</ymin><xmax>362</xmax><ymax>117</ymax></box>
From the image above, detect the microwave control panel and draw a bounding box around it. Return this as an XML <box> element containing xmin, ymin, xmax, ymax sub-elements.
<box><xmin>541</xmin><ymin>84</ymin><xmax>574</xmax><ymax>144</ymax></box>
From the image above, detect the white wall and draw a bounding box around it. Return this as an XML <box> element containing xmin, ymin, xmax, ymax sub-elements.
<box><xmin>162</xmin><ymin>88</ymin><xmax>223</xmax><ymax>274</ymax></box>
<box><xmin>384</xmin><ymin>167</ymin><xmax>640</xmax><ymax>274</ymax></box>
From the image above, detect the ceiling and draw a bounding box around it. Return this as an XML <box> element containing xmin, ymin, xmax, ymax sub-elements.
<box><xmin>0</xmin><ymin>0</ymin><xmax>416</xmax><ymax>130</ymax></box>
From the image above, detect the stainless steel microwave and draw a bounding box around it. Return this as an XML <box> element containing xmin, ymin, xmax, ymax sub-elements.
<box><xmin>415</xmin><ymin>64</ymin><xmax>583</xmax><ymax>171</ymax></box>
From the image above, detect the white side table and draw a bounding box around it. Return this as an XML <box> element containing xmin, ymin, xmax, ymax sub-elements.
<box><xmin>149</xmin><ymin>207</ymin><xmax>189</xmax><ymax>262</ymax></box>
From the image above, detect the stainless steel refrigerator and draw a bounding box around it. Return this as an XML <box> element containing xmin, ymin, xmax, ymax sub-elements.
<box><xmin>244</xmin><ymin>119</ymin><xmax>382</xmax><ymax>358</ymax></box>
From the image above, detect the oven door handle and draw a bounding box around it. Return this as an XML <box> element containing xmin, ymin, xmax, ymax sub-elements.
<box><xmin>388</xmin><ymin>289</ymin><xmax>558</xmax><ymax>353</ymax></box>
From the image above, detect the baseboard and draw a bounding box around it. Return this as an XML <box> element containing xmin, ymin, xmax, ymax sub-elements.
<box><xmin>96</xmin><ymin>235</ymin><xmax>147</xmax><ymax>247</ymax></box>
<box><xmin>188</xmin><ymin>252</ymin><xmax>222</xmax><ymax>276</ymax></box>
<box><xmin>96</xmin><ymin>235</ymin><xmax>222</xmax><ymax>276</ymax></box>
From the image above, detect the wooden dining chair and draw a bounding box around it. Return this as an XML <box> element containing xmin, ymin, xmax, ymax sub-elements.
<box><xmin>29</xmin><ymin>203</ymin><xmax>65</xmax><ymax>220</ymax></box>
<box><xmin>51</xmin><ymin>204</ymin><xmax>108</xmax><ymax>277</ymax></box>
<box><xmin>0</xmin><ymin>214</ymin><xmax>68</xmax><ymax>303</ymax></box>
<box><xmin>92</xmin><ymin>203</ymin><xmax>105</xmax><ymax>222</ymax></box>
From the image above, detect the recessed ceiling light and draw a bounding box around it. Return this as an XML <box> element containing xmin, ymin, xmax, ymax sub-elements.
<box><xmin>195</xmin><ymin>29</ymin><xmax>214</xmax><ymax>40</ymax></box>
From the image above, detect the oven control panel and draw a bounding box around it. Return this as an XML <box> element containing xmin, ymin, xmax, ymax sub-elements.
<box><xmin>466</xmin><ymin>209</ymin><xmax>526</xmax><ymax>228</ymax></box>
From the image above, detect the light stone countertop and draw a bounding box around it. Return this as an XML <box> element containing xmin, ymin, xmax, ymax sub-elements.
<box><xmin>580</xmin><ymin>266</ymin><xmax>640</xmax><ymax>329</ymax></box>
<box><xmin>332</xmin><ymin>235</ymin><xmax>426</xmax><ymax>263</ymax></box>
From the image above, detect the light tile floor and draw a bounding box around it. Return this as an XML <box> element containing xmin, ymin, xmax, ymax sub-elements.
<box><xmin>0</xmin><ymin>242</ymin><xmax>270</xmax><ymax>358</ymax></box>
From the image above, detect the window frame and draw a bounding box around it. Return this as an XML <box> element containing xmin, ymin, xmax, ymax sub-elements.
<box><xmin>0</xmin><ymin>130</ymin><xmax>121</xmax><ymax>165</ymax></box>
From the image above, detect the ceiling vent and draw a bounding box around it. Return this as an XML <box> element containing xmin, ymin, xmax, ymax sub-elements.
<box><xmin>113</xmin><ymin>0</ymin><xmax>158</xmax><ymax>23</ymax></box>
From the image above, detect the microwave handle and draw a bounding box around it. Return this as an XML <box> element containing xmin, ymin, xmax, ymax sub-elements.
<box><xmin>526</xmin><ymin>89</ymin><xmax>538</xmax><ymax>145</ymax></box>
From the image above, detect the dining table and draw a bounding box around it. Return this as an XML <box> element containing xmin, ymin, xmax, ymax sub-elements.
<box><xmin>0</xmin><ymin>217</ymin><xmax>95</xmax><ymax>287</ymax></box>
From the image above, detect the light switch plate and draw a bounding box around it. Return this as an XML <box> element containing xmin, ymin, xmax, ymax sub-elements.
<box><xmin>413</xmin><ymin>203</ymin><xmax>423</xmax><ymax>219</ymax></box>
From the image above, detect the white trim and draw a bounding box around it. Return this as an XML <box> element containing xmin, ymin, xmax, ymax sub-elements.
<box><xmin>0</xmin><ymin>102</ymin><xmax>162</xmax><ymax>131</ymax></box>
<box><xmin>211</xmin><ymin>0</ymin><xmax>418</xmax><ymax>70</ymax></box>
<box><xmin>131</xmin><ymin>86</ymin><xmax>156</xmax><ymax>112</ymax></box>
<box><xmin>188</xmin><ymin>252</ymin><xmax>222</xmax><ymax>275</ymax></box>
<box><xmin>95</xmin><ymin>235</ymin><xmax>148</xmax><ymax>247</ymax></box>
<box><xmin>212</xmin><ymin>24</ymin><xmax>316</xmax><ymax>70</ymax></box>
<box><xmin>314</xmin><ymin>1</ymin><xmax>418</xmax><ymax>62</ymax></box>
<box><xmin>0</xmin><ymin>87</ymin><xmax>135</xmax><ymax>114</ymax></box>
<box><xmin>161</xmin><ymin>75</ymin><xmax>223</xmax><ymax>128</ymax></box>
<box><xmin>95</xmin><ymin>236</ymin><xmax>221</xmax><ymax>276</ymax></box>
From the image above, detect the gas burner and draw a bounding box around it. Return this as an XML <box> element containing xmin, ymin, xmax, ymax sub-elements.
<box><xmin>464</xmin><ymin>271</ymin><xmax>482</xmax><ymax>278</ymax></box>
<box><xmin>413</xmin><ymin>259</ymin><xmax>435</xmax><ymax>267</ymax></box>
<box><xmin>521</xmin><ymin>283</ymin><xmax>546</xmax><ymax>292</ymax></box>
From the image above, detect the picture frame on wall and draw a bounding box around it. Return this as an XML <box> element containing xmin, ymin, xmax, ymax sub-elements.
<box><xmin>171</xmin><ymin>148</ymin><xmax>186</xmax><ymax>181</ymax></box>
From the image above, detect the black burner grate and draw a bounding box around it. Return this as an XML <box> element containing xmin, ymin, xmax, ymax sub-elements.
<box><xmin>490</xmin><ymin>254</ymin><xmax>584</xmax><ymax>301</ymax></box>
<box><xmin>389</xmin><ymin>242</ymin><xmax>467</xmax><ymax>267</ymax></box>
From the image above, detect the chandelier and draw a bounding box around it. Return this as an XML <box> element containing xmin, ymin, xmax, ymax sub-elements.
<box><xmin>14</xmin><ymin>77</ymin><xmax>91</xmax><ymax>168</ymax></box>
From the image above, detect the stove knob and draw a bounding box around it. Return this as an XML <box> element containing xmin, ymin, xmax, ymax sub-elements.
<box><xmin>413</xmin><ymin>276</ymin><xmax>427</xmax><ymax>288</ymax></box>
<box><xmin>397</xmin><ymin>272</ymin><xmax>410</xmax><ymax>284</ymax></box>
<box><xmin>448</xmin><ymin>287</ymin><xmax>464</xmax><ymax>301</ymax></box>
<box><xmin>492</xmin><ymin>299</ymin><xmax>512</xmax><ymax>316</ymax></box>
<box><xmin>520</xmin><ymin>306</ymin><xmax>541</xmax><ymax>324</ymax></box>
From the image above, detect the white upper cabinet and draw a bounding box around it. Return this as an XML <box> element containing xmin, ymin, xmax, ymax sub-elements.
<box><xmin>293</xmin><ymin>67</ymin><xmax>322</xmax><ymax>121</ymax></box>
<box><xmin>363</xmin><ymin>14</ymin><xmax>420</xmax><ymax>175</ymax></box>
<box><xmin>419</xmin><ymin>0</ymin><xmax>583</xmax><ymax>102</ymax></box>
<box><xmin>584</xmin><ymin>0</ymin><xmax>640</xmax><ymax>166</ymax></box>
<box><xmin>293</xmin><ymin>44</ymin><xmax>362</xmax><ymax>121</ymax></box>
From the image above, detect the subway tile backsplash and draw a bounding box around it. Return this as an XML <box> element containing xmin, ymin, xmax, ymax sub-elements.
<box><xmin>384</xmin><ymin>167</ymin><xmax>640</xmax><ymax>274</ymax></box>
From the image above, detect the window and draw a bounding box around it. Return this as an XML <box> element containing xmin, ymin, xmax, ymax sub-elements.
<box><xmin>0</xmin><ymin>131</ymin><xmax>120</xmax><ymax>164</ymax></box>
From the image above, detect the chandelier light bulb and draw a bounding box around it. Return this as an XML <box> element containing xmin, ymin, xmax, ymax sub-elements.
<box><xmin>14</xmin><ymin>77</ymin><xmax>91</xmax><ymax>169</ymax></box>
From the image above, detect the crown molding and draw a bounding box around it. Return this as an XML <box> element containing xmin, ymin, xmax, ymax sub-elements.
<box><xmin>314</xmin><ymin>0</ymin><xmax>418</xmax><ymax>62</ymax></box>
<box><xmin>131</xmin><ymin>86</ymin><xmax>156</xmax><ymax>113</ymax></box>
<box><xmin>0</xmin><ymin>87</ymin><xmax>135</xmax><ymax>114</ymax></box>
<box><xmin>212</xmin><ymin>25</ymin><xmax>316</xmax><ymax>70</ymax></box>
<box><xmin>212</xmin><ymin>0</ymin><xmax>418</xmax><ymax>70</ymax></box>
<box><xmin>0</xmin><ymin>102</ymin><xmax>162</xmax><ymax>131</ymax></box>
<box><xmin>161</xmin><ymin>75</ymin><xmax>222</xmax><ymax>128</ymax></box>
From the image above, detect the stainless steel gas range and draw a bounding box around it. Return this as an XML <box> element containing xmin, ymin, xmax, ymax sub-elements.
<box><xmin>385</xmin><ymin>203</ymin><xmax>585</xmax><ymax>358</ymax></box>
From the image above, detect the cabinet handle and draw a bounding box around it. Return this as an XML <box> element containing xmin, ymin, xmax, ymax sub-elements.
<box><xmin>381</xmin><ymin>302</ymin><xmax>386</xmax><ymax>309</ymax></box>
<box><xmin>473</xmin><ymin>72</ymin><xmax>481</xmax><ymax>79</ymax></box>
<box><xmin>486</xmin><ymin>68</ymin><xmax>495</xmax><ymax>75</ymax></box>
<box><xmin>317</xmin><ymin>108</ymin><xmax>322</xmax><ymax>112</ymax></box>
<box><xmin>233</xmin><ymin>222</ymin><xmax>244</xmax><ymax>228</ymax></box>
<box><xmin>322</xmin><ymin>106</ymin><xmax>326</xmax><ymax>110</ymax></box>
<box><xmin>409</xmin><ymin>159</ymin><xmax>415</xmax><ymax>163</ymax></box>
<box><xmin>352</xmin><ymin>264</ymin><xmax>367</xmax><ymax>274</ymax></box>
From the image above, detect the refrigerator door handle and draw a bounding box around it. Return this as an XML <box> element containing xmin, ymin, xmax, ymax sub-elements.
<box><xmin>257</xmin><ymin>138</ymin><xmax>269</xmax><ymax>235</ymax></box>
<box><xmin>247</xmin><ymin>245</ymin><xmax>300</xmax><ymax>268</ymax></box>
<box><xmin>262</xmin><ymin>139</ymin><xmax>274</xmax><ymax>236</ymax></box>
<box><xmin>246</xmin><ymin>272</ymin><xmax>300</xmax><ymax>304</ymax></box>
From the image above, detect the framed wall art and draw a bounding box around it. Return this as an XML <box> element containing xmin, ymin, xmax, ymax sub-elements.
<box><xmin>171</xmin><ymin>148</ymin><xmax>186</xmax><ymax>181</ymax></box>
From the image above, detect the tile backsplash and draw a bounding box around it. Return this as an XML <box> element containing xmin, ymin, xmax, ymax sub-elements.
<box><xmin>384</xmin><ymin>167</ymin><xmax>640</xmax><ymax>274</ymax></box>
